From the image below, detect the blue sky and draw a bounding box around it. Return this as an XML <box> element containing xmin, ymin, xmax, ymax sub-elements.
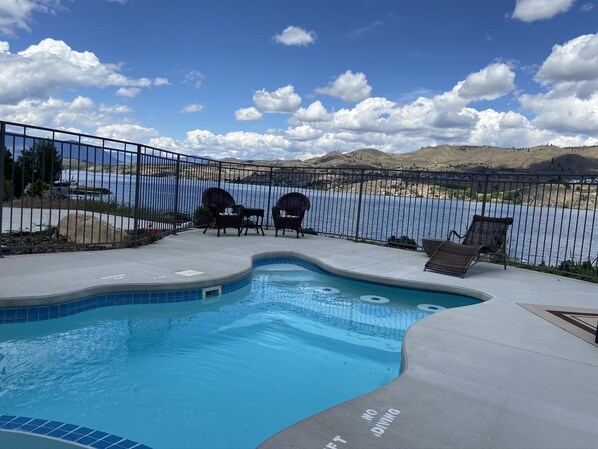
<box><xmin>0</xmin><ymin>0</ymin><xmax>597</xmax><ymax>160</ymax></box>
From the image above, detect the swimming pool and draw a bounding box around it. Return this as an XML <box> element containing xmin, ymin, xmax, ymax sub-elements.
<box><xmin>0</xmin><ymin>260</ymin><xmax>480</xmax><ymax>449</ymax></box>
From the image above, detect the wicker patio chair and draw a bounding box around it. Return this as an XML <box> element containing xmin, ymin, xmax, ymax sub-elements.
<box><xmin>272</xmin><ymin>192</ymin><xmax>310</xmax><ymax>238</ymax></box>
<box><xmin>201</xmin><ymin>187</ymin><xmax>244</xmax><ymax>237</ymax></box>
<box><xmin>424</xmin><ymin>215</ymin><xmax>514</xmax><ymax>277</ymax></box>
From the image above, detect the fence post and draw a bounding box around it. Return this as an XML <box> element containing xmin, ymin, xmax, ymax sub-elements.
<box><xmin>0</xmin><ymin>122</ymin><xmax>5</xmax><ymax>257</ymax></box>
<box><xmin>133</xmin><ymin>144</ymin><xmax>142</xmax><ymax>246</ymax></box>
<box><xmin>480</xmin><ymin>174</ymin><xmax>489</xmax><ymax>217</ymax></box>
<box><xmin>354</xmin><ymin>169</ymin><xmax>365</xmax><ymax>242</ymax></box>
<box><xmin>265</xmin><ymin>166</ymin><xmax>273</xmax><ymax>229</ymax></box>
<box><xmin>217</xmin><ymin>161</ymin><xmax>222</xmax><ymax>188</ymax></box>
<box><xmin>173</xmin><ymin>154</ymin><xmax>181</xmax><ymax>235</ymax></box>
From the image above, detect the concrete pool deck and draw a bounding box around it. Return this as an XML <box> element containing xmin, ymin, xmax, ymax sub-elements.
<box><xmin>1</xmin><ymin>228</ymin><xmax>597</xmax><ymax>449</ymax></box>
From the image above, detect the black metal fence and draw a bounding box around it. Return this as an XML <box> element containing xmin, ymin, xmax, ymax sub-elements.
<box><xmin>1</xmin><ymin>121</ymin><xmax>597</xmax><ymax>280</ymax></box>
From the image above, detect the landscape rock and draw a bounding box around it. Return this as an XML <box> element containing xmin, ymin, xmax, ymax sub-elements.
<box><xmin>58</xmin><ymin>213</ymin><xmax>130</xmax><ymax>248</ymax></box>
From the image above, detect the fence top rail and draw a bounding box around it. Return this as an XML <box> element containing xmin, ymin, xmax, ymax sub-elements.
<box><xmin>3</xmin><ymin>120</ymin><xmax>598</xmax><ymax>180</ymax></box>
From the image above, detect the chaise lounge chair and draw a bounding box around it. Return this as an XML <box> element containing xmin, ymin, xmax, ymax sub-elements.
<box><xmin>272</xmin><ymin>192</ymin><xmax>310</xmax><ymax>238</ymax></box>
<box><xmin>424</xmin><ymin>214</ymin><xmax>514</xmax><ymax>277</ymax></box>
<box><xmin>201</xmin><ymin>187</ymin><xmax>244</xmax><ymax>237</ymax></box>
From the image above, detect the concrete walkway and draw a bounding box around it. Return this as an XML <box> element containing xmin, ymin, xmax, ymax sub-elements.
<box><xmin>1</xmin><ymin>228</ymin><xmax>597</xmax><ymax>449</ymax></box>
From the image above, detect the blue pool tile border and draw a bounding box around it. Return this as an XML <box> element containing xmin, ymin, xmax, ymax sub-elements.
<box><xmin>0</xmin><ymin>415</ymin><xmax>151</xmax><ymax>449</ymax></box>
<box><xmin>0</xmin><ymin>256</ymin><xmax>322</xmax><ymax>324</ymax></box>
<box><xmin>0</xmin><ymin>255</ymin><xmax>477</xmax><ymax>325</ymax></box>
<box><xmin>253</xmin><ymin>255</ymin><xmax>328</xmax><ymax>274</ymax></box>
<box><xmin>0</xmin><ymin>271</ymin><xmax>253</xmax><ymax>325</ymax></box>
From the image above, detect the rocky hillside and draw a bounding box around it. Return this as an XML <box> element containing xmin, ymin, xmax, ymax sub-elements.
<box><xmin>298</xmin><ymin>145</ymin><xmax>598</xmax><ymax>173</ymax></box>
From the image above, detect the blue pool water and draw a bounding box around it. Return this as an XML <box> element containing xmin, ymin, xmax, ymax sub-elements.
<box><xmin>0</xmin><ymin>263</ymin><xmax>479</xmax><ymax>449</ymax></box>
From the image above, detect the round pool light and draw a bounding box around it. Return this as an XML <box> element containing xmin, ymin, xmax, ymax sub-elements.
<box><xmin>360</xmin><ymin>295</ymin><xmax>390</xmax><ymax>304</ymax></box>
<box><xmin>314</xmin><ymin>287</ymin><xmax>340</xmax><ymax>294</ymax></box>
<box><xmin>417</xmin><ymin>303</ymin><xmax>446</xmax><ymax>312</ymax></box>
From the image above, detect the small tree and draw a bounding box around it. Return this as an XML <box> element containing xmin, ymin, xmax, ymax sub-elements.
<box><xmin>2</xmin><ymin>148</ymin><xmax>21</xmax><ymax>200</ymax></box>
<box><xmin>3</xmin><ymin>148</ymin><xmax>13</xmax><ymax>178</ymax></box>
<box><xmin>17</xmin><ymin>140</ymin><xmax>62</xmax><ymax>185</ymax></box>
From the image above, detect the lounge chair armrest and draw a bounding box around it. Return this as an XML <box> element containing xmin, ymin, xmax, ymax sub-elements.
<box><xmin>231</xmin><ymin>204</ymin><xmax>244</xmax><ymax>214</ymax></box>
<box><xmin>447</xmin><ymin>229</ymin><xmax>465</xmax><ymax>241</ymax></box>
<box><xmin>272</xmin><ymin>206</ymin><xmax>281</xmax><ymax>219</ymax></box>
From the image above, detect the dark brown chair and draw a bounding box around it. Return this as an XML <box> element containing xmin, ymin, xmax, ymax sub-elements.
<box><xmin>424</xmin><ymin>215</ymin><xmax>513</xmax><ymax>277</ymax></box>
<box><xmin>201</xmin><ymin>187</ymin><xmax>244</xmax><ymax>237</ymax></box>
<box><xmin>272</xmin><ymin>192</ymin><xmax>310</xmax><ymax>238</ymax></box>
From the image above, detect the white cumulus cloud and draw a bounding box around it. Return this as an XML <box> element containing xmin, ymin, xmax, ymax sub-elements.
<box><xmin>0</xmin><ymin>95</ymin><xmax>132</xmax><ymax>131</ymax></box>
<box><xmin>184</xmin><ymin>70</ymin><xmax>204</xmax><ymax>89</ymax></box>
<box><xmin>235</xmin><ymin>107</ymin><xmax>263</xmax><ymax>121</ymax></box>
<box><xmin>99</xmin><ymin>104</ymin><xmax>132</xmax><ymax>114</ymax></box>
<box><xmin>253</xmin><ymin>85</ymin><xmax>301</xmax><ymax>113</ymax></box>
<box><xmin>456</xmin><ymin>63</ymin><xmax>516</xmax><ymax>100</ymax></box>
<box><xmin>116</xmin><ymin>87</ymin><xmax>141</xmax><ymax>98</ymax></box>
<box><xmin>520</xmin><ymin>91</ymin><xmax>598</xmax><ymax>134</ymax></box>
<box><xmin>332</xmin><ymin>97</ymin><xmax>397</xmax><ymax>132</ymax></box>
<box><xmin>96</xmin><ymin>123</ymin><xmax>159</xmax><ymax>142</ymax></box>
<box><xmin>284</xmin><ymin>125</ymin><xmax>323</xmax><ymax>141</ymax></box>
<box><xmin>0</xmin><ymin>0</ymin><xmax>62</xmax><ymax>37</ymax></box>
<box><xmin>180</xmin><ymin>103</ymin><xmax>204</xmax><ymax>113</ymax></box>
<box><xmin>273</xmin><ymin>26</ymin><xmax>316</xmax><ymax>46</ymax></box>
<box><xmin>150</xmin><ymin>129</ymin><xmax>292</xmax><ymax>160</ymax></box>
<box><xmin>512</xmin><ymin>0</ymin><xmax>575</xmax><ymax>22</ymax></box>
<box><xmin>154</xmin><ymin>77</ymin><xmax>170</xmax><ymax>86</ymax></box>
<box><xmin>315</xmin><ymin>70</ymin><xmax>372</xmax><ymax>102</ymax></box>
<box><xmin>536</xmin><ymin>33</ymin><xmax>598</xmax><ymax>83</ymax></box>
<box><xmin>0</xmin><ymin>38</ymin><xmax>162</xmax><ymax>103</ymax></box>
<box><xmin>293</xmin><ymin>101</ymin><xmax>330</xmax><ymax>122</ymax></box>
<box><xmin>519</xmin><ymin>33</ymin><xmax>598</xmax><ymax>134</ymax></box>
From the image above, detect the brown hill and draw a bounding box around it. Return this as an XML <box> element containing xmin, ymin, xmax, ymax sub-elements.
<box><xmin>527</xmin><ymin>153</ymin><xmax>598</xmax><ymax>173</ymax></box>
<box><xmin>300</xmin><ymin>145</ymin><xmax>598</xmax><ymax>173</ymax></box>
<box><xmin>303</xmin><ymin>148</ymin><xmax>395</xmax><ymax>169</ymax></box>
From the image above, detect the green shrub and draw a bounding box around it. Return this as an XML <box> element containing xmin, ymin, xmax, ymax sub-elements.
<box><xmin>193</xmin><ymin>205</ymin><xmax>212</xmax><ymax>227</ymax></box>
<box><xmin>387</xmin><ymin>235</ymin><xmax>417</xmax><ymax>250</ymax></box>
<box><xmin>3</xmin><ymin>179</ymin><xmax>12</xmax><ymax>202</ymax></box>
<box><xmin>558</xmin><ymin>259</ymin><xmax>598</xmax><ymax>276</ymax></box>
<box><xmin>24</xmin><ymin>179</ymin><xmax>50</xmax><ymax>197</ymax></box>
